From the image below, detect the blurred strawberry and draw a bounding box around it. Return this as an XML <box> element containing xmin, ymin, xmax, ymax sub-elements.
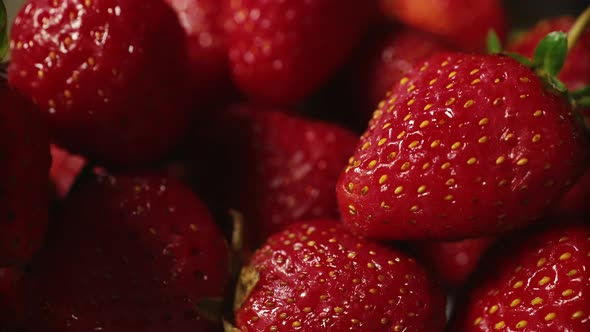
<box><xmin>0</xmin><ymin>267</ymin><xmax>25</xmax><ymax>332</ymax></box>
<box><xmin>0</xmin><ymin>79</ymin><xmax>50</xmax><ymax>267</ymax></box>
<box><xmin>224</xmin><ymin>0</ymin><xmax>372</xmax><ymax>105</ymax></box>
<box><xmin>27</xmin><ymin>173</ymin><xmax>229</xmax><ymax>331</ymax></box>
<box><xmin>414</xmin><ymin>237</ymin><xmax>495</xmax><ymax>288</ymax></box>
<box><xmin>379</xmin><ymin>0</ymin><xmax>508</xmax><ymax>51</ymax></box>
<box><xmin>9</xmin><ymin>0</ymin><xmax>192</xmax><ymax>167</ymax></box>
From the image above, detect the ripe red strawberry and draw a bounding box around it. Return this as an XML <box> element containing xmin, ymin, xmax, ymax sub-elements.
<box><xmin>0</xmin><ymin>268</ymin><xmax>25</xmax><ymax>331</ymax></box>
<box><xmin>165</xmin><ymin>0</ymin><xmax>232</xmax><ymax>105</ymax></box>
<box><xmin>355</xmin><ymin>26</ymin><xmax>451</xmax><ymax>117</ymax></box>
<box><xmin>234</xmin><ymin>220</ymin><xmax>447</xmax><ymax>332</ymax></box>
<box><xmin>49</xmin><ymin>144</ymin><xmax>85</xmax><ymax>199</ymax></box>
<box><xmin>413</xmin><ymin>237</ymin><xmax>495</xmax><ymax>288</ymax></box>
<box><xmin>197</xmin><ymin>105</ymin><xmax>358</xmax><ymax>243</ymax></box>
<box><xmin>378</xmin><ymin>0</ymin><xmax>508</xmax><ymax>51</ymax></box>
<box><xmin>26</xmin><ymin>174</ymin><xmax>229</xmax><ymax>332</ymax></box>
<box><xmin>9</xmin><ymin>0</ymin><xmax>191</xmax><ymax>167</ymax></box>
<box><xmin>509</xmin><ymin>16</ymin><xmax>590</xmax><ymax>90</ymax></box>
<box><xmin>0</xmin><ymin>79</ymin><xmax>50</xmax><ymax>267</ymax></box>
<box><xmin>337</xmin><ymin>52</ymin><xmax>588</xmax><ymax>240</ymax></box>
<box><xmin>452</xmin><ymin>222</ymin><xmax>590</xmax><ymax>331</ymax></box>
<box><xmin>223</xmin><ymin>0</ymin><xmax>372</xmax><ymax>105</ymax></box>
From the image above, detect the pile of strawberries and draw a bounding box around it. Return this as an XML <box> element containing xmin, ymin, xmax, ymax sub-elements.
<box><xmin>1</xmin><ymin>0</ymin><xmax>590</xmax><ymax>331</ymax></box>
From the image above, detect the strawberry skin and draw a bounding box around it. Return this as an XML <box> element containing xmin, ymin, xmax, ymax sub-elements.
<box><xmin>0</xmin><ymin>268</ymin><xmax>25</xmax><ymax>331</ymax></box>
<box><xmin>49</xmin><ymin>144</ymin><xmax>85</xmax><ymax>199</ymax></box>
<box><xmin>165</xmin><ymin>0</ymin><xmax>232</xmax><ymax>104</ymax></box>
<box><xmin>337</xmin><ymin>52</ymin><xmax>589</xmax><ymax>240</ymax></box>
<box><xmin>509</xmin><ymin>16</ymin><xmax>590</xmax><ymax>90</ymax></box>
<box><xmin>355</xmin><ymin>26</ymin><xmax>451</xmax><ymax>117</ymax></box>
<box><xmin>453</xmin><ymin>223</ymin><xmax>590</xmax><ymax>331</ymax></box>
<box><xmin>27</xmin><ymin>174</ymin><xmax>229</xmax><ymax>331</ymax></box>
<box><xmin>0</xmin><ymin>79</ymin><xmax>50</xmax><ymax>267</ymax></box>
<box><xmin>378</xmin><ymin>0</ymin><xmax>507</xmax><ymax>51</ymax></box>
<box><xmin>234</xmin><ymin>220</ymin><xmax>447</xmax><ymax>332</ymax></box>
<box><xmin>224</xmin><ymin>0</ymin><xmax>372</xmax><ymax>105</ymax></box>
<box><xmin>414</xmin><ymin>237</ymin><xmax>495</xmax><ymax>289</ymax></box>
<box><xmin>9</xmin><ymin>0</ymin><xmax>191</xmax><ymax>167</ymax></box>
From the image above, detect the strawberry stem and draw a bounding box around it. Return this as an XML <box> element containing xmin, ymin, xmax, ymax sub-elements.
<box><xmin>567</xmin><ymin>5</ymin><xmax>590</xmax><ymax>52</ymax></box>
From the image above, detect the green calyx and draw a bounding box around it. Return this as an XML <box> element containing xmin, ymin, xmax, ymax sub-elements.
<box><xmin>487</xmin><ymin>6</ymin><xmax>590</xmax><ymax>113</ymax></box>
<box><xmin>0</xmin><ymin>0</ymin><xmax>7</xmax><ymax>62</ymax></box>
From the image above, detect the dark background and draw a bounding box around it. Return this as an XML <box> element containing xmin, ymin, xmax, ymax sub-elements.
<box><xmin>507</xmin><ymin>0</ymin><xmax>590</xmax><ymax>28</ymax></box>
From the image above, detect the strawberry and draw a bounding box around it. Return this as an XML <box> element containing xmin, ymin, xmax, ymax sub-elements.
<box><xmin>355</xmin><ymin>26</ymin><xmax>451</xmax><ymax>117</ymax></box>
<box><xmin>509</xmin><ymin>16</ymin><xmax>590</xmax><ymax>90</ymax></box>
<box><xmin>413</xmin><ymin>237</ymin><xmax>495</xmax><ymax>288</ymax></box>
<box><xmin>452</xmin><ymin>222</ymin><xmax>590</xmax><ymax>331</ymax></box>
<box><xmin>0</xmin><ymin>78</ymin><xmax>50</xmax><ymax>267</ymax></box>
<box><xmin>165</xmin><ymin>0</ymin><xmax>232</xmax><ymax>105</ymax></box>
<box><xmin>378</xmin><ymin>0</ymin><xmax>508</xmax><ymax>51</ymax></box>
<box><xmin>9</xmin><ymin>0</ymin><xmax>191</xmax><ymax>167</ymax></box>
<box><xmin>223</xmin><ymin>0</ymin><xmax>372</xmax><ymax>105</ymax></box>
<box><xmin>233</xmin><ymin>220</ymin><xmax>447</xmax><ymax>332</ymax></box>
<box><xmin>26</xmin><ymin>173</ymin><xmax>229</xmax><ymax>331</ymax></box>
<box><xmin>195</xmin><ymin>105</ymin><xmax>359</xmax><ymax>243</ymax></box>
<box><xmin>336</xmin><ymin>52</ymin><xmax>588</xmax><ymax>240</ymax></box>
<box><xmin>0</xmin><ymin>267</ymin><xmax>25</xmax><ymax>331</ymax></box>
<box><xmin>49</xmin><ymin>144</ymin><xmax>85</xmax><ymax>199</ymax></box>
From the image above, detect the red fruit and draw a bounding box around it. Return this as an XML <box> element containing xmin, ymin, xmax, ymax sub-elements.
<box><xmin>49</xmin><ymin>145</ymin><xmax>85</xmax><ymax>199</ymax></box>
<box><xmin>0</xmin><ymin>268</ymin><xmax>25</xmax><ymax>331</ymax></box>
<box><xmin>27</xmin><ymin>174</ymin><xmax>229</xmax><ymax>332</ymax></box>
<box><xmin>337</xmin><ymin>52</ymin><xmax>588</xmax><ymax>240</ymax></box>
<box><xmin>9</xmin><ymin>0</ymin><xmax>191</xmax><ymax>167</ymax></box>
<box><xmin>509</xmin><ymin>16</ymin><xmax>590</xmax><ymax>90</ymax></box>
<box><xmin>207</xmin><ymin>105</ymin><xmax>359</xmax><ymax>242</ymax></box>
<box><xmin>0</xmin><ymin>79</ymin><xmax>50</xmax><ymax>266</ymax></box>
<box><xmin>379</xmin><ymin>0</ymin><xmax>507</xmax><ymax>51</ymax></box>
<box><xmin>356</xmin><ymin>27</ymin><xmax>451</xmax><ymax>117</ymax></box>
<box><xmin>224</xmin><ymin>0</ymin><xmax>372</xmax><ymax>105</ymax></box>
<box><xmin>414</xmin><ymin>237</ymin><xmax>495</xmax><ymax>288</ymax></box>
<box><xmin>165</xmin><ymin>0</ymin><xmax>231</xmax><ymax>104</ymax></box>
<box><xmin>234</xmin><ymin>220</ymin><xmax>447</xmax><ymax>332</ymax></box>
<box><xmin>453</xmin><ymin>222</ymin><xmax>590</xmax><ymax>331</ymax></box>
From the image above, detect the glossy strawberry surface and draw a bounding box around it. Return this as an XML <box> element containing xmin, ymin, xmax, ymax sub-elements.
<box><xmin>27</xmin><ymin>174</ymin><xmax>229</xmax><ymax>331</ymax></box>
<box><xmin>224</xmin><ymin>0</ymin><xmax>372</xmax><ymax>105</ymax></box>
<box><xmin>235</xmin><ymin>220</ymin><xmax>446</xmax><ymax>332</ymax></box>
<box><xmin>453</xmin><ymin>223</ymin><xmax>590</xmax><ymax>331</ymax></box>
<box><xmin>0</xmin><ymin>79</ymin><xmax>50</xmax><ymax>267</ymax></box>
<box><xmin>337</xmin><ymin>52</ymin><xmax>589</xmax><ymax>240</ymax></box>
<box><xmin>9</xmin><ymin>0</ymin><xmax>191</xmax><ymax>167</ymax></box>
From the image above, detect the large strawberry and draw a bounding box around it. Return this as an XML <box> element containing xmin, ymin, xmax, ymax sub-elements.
<box><xmin>378</xmin><ymin>0</ymin><xmax>508</xmax><ymax>51</ymax></box>
<box><xmin>165</xmin><ymin>0</ymin><xmax>232</xmax><ymax>105</ymax></box>
<box><xmin>354</xmin><ymin>26</ymin><xmax>451</xmax><ymax>117</ymax></box>
<box><xmin>233</xmin><ymin>220</ymin><xmax>447</xmax><ymax>332</ymax></box>
<box><xmin>337</xmin><ymin>47</ymin><xmax>589</xmax><ymax>240</ymax></box>
<box><xmin>223</xmin><ymin>0</ymin><xmax>372</xmax><ymax>105</ymax></box>
<box><xmin>0</xmin><ymin>78</ymin><xmax>50</xmax><ymax>266</ymax></box>
<box><xmin>26</xmin><ymin>173</ymin><xmax>229</xmax><ymax>332</ymax></box>
<box><xmin>0</xmin><ymin>267</ymin><xmax>25</xmax><ymax>332</ymax></box>
<box><xmin>9</xmin><ymin>0</ymin><xmax>191</xmax><ymax>167</ymax></box>
<box><xmin>193</xmin><ymin>105</ymin><xmax>358</xmax><ymax>243</ymax></box>
<box><xmin>452</xmin><ymin>222</ymin><xmax>590</xmax><ymax>331</ymax></box>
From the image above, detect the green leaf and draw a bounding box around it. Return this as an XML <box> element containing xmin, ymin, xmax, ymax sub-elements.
<box><xmin>533</xmin><ymin>31</ymin><xmax>568</xmax><ymax>76</ymax></box>
<box><xmin>572</xmin><ymin>85</ymin><xmax>590</xmax><ymax>99</ymax></box>
<box><xmin>503</xmin><ymin>52</ymin><xmax>533</xmax><ymax>67</ymax></box>
<box><xmin>578</xmin><ymin>96</ymin><xmax>590</xmax><ymax>108</ymax></box>
<box><xmin>487</xmin><ymin>30</ymin><xmax>503</xmax><ymax>54</ymax></box>
<box><xmin>0</xmin><ymin>1</ymin><xmax>7</xmax><ymax>61</ymax></box>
